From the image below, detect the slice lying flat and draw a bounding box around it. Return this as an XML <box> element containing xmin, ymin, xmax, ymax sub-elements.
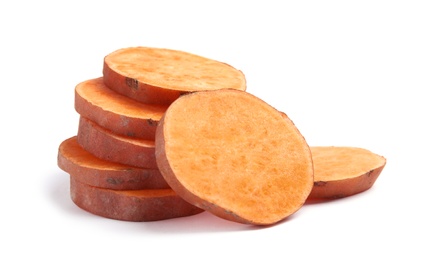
<box><xmin>103</xmin><ymin>46</ymin><xmax>247</xmax><ymax>105</ymax></box>
<box><xmin>70</xmin><ymin>177</ymin><xmax>204</xmax><ymax>222</ymax></box>
<box><xmin>75</xmin><ymin>77</ymin><xmax>167</xmax><ymax>139</ymax></box>
<box><xmin>58</xmin><ymin>137</ymin><xmax>169</xmax><ymax>190</ymax></box>
<box><xmin>308</xmin><ymin>146</ymin><xmax>386</xmax><ymax>200</ymax></box>
<box><xmin>155</xmin><ymin>89</ymin><xmax>314</xmax><ymax>225</ymax></box>
<box><xmin>77</xmin><ymin>116</ymin><xmax>158</xmax><ymax>169</ymax></box>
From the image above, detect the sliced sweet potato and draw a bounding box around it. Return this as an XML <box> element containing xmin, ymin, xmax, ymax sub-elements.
<box><xmin>74</xmin><ymin>77</ymin><xmax>167</xmax><ymax>139</ymax></box>
<box><xmin>103</xmin><ymin>46</ymin><xmax>247</xmax><ymax>105</ymax></box>
<box><xmin>70</xmin><ymin>177</ymin><xmax>204</xmax><ymax>222</ymax></box>
<box><xmin>308</xmin><ymin>146</ymin><xmax>386</xmax><ymax>200</ymax></box>
<box><xmin>58</xmin><ymin>136</ymin><xmax>169</xmax><ymax>190</ymax></box>
<box><xmin>77</xmin><ymin>116</ymin><xmax>158</xmax><ymax>169</ymax></box>
<box><xmin>155</xmin><ymin>89</ymin><xmax>314</xmax><ymax>225</ymax></box>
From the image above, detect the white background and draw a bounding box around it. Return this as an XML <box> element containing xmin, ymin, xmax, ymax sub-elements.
<box><xmin>1</xmin><ymin>0</ymin><xmax>431</xmax><ymax>259</ymax></box>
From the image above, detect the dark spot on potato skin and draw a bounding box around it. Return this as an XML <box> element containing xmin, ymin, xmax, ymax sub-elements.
<box><xmin>314</xmin><ymin>181</ymin><xmax>327</xmax><ymax>187</ymax></box>
<box><xmin>126</xmin><ymin>132</ymin><xmax>136</xmax><ymax>137</ymax></box>
<box><xmin>107</xmin><ymin>178</ymin><xmax>124</xmax><ymax>185</ymax></box>
<box><xmin>179</xmin><ymin>91</ymin><xmax>190</xmax><ymax>97</ymax></box>
<box><xmin>147</xmin><ymin>118</ymin><xmax>157</xmax><ymax>126</ymax></box>
<box><xmin>125</xmin><ymin>77</ymin><xmax>139</xmax><ymax>90</ymax></box>
<box><xmin>330</xmin><ymin>194</ymin><xmax>345</xmax><ymax>199</ymax></box>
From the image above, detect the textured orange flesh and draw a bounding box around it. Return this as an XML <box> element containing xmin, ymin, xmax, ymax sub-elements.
<box><xmin>74</xmin><ymin>77</ymin><xmax>167</xmax><ymax>139</ymax></box>
<box><xmin>70</xmin><ymin>177</ymin><xmax>204</xmax><ymax>222</ymax></box>
<box><xmin>77</xmin><ymin>116</ymin><xmax>158</xmax><ymax>169</ymax></box>
<box><xmin>155</xmin><ymin>89</ymin><xmax>314</xmax><ymax>225</ymax></box>
<box><xmin>308</xmin><ymin>146</ymin><xmax>386</xmax><ymax>200</ymax></box>
<box><xmin>103</xmin><ymin>46</ymin><xmax>247</xmax><ymax>105</ymax></box>
<box><xmin>58</xmin><ymin>136</ymin><xmax>169</xmax><ymax>190</ymax></box>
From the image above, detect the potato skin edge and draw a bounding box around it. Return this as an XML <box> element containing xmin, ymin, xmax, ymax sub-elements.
<box><xmin>307</xmin><ymin>164</ymin><xmax>386</xmax><ymax>200</ymax></box>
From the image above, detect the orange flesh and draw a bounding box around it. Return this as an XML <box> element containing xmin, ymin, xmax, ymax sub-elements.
<box><xmin>75</xmin><ymin>77</ymin><xmax>167</xmax><ymax>119</ymax></box>
<box><xmin>311</xmin><ymin>146</ymin><xmax>386</xmax><ymax>182</ymax></box>
<box><xmin>104</xmin><ymin>47</ymin><xmax>246</xmax><ymax>92</ymax></box>
<box><xmin>156</xmin><ymin>89</ymin><xmax>314</xmax><ymax>225</ymax></box>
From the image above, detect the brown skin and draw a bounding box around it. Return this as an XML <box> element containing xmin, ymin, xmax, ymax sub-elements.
<box><xmin>155</xmin><ymin>90</ymin><xmax>314</xmax><ymax>225</ymax></box>
<box><xmin>103</xmin><ymin>46</ymin><xmax>247</xmax><ymax>106</ymax></box>
<box><xmin>307</xmin><ymin>146</ymin><xmax>387</xmax><ymax>200</ymax></box>
<box><xmin>308</xmin><ymin>166</ymin><xmax>385</xmax><ymax>200</ymax></box>
<box><xmin>77</xmin><ymin>116</ymin><xmax>158</xmax><ymax>169</ymax></box>
<box><xmin>74</xmin><ymin>77</ymin><xmax>167</xmax><ymax>140</ymax></box>
<box><xmin>70</xmin><ymin>177</ymin><xmax>204</xmax><ymax>222</ymax></box>
<box><xmin>58</xmin><ymin>137</ymin><xmax>170</xmax><ymax>190</ymax></box>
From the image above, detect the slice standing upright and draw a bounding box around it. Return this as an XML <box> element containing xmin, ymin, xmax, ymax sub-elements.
<box><xmin>155</xmin><ymin>89</ymin><xmax>314</xmax><ymax>225</ymax></box>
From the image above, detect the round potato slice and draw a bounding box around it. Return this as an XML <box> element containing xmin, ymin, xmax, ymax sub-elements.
<box><xmin>308</xmin><ymin>146</ymin><xmax>386</xmax><ymax>200</ymax></box>
<box><xmin>103</xmin><ymin>46</ymin><xmax>247</xmax><ymax>105</ymax></box>
<box><xmin>155</xmin><ymin>89</ymin><xmax>314</xmax><ymax>225</ymax></box>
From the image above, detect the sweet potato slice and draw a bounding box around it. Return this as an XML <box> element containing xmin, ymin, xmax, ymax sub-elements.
<box><xmin>58</xmin><ymin>136</ymin><xmax>169</xmax><ymax>190</ymax></box>
<box><xmin>155</xmin><ymin>89</ymin><xmax>314</xmax><ymax>225</ymax></box>
<box><xmin>74</xmin><ymin>77</ymin><xmax>167</xmax><ymax>139</ymax></box>
<box><xmin>103</xmin><ymin>46</ymin><xmax>247</xmax><ymax>105</ymax></box>
<box><xmin>77</xmin><ymin>116</ymin><xmax>158</xmax><ymax>169</ymax></box>
<box><xmin>308</xmin><ymin>146</ymin><xmax>386</xmax><ymax>200</ymax></box>
<box><xmin>70</xmin><ymin>177</ymin><xmax>204</xmax><ymax>222</ymax></box>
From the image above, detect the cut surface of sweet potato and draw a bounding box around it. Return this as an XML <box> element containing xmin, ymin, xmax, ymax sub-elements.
<box><xmin>75</xmin><ymin>77</ymin><xmax>167</xmax><ymax>139</ymax></box>
<box><xmin>58</xmin><ymin>136</ymin><xmax>169</xmax><ymax>190</ymax></box>
<box><xmin>103</xmin><ymin>46</ymin><xmax>247</xmax><ymax>105</ymax></box>
<box><xmin>155</xmin><ymin>89</ymin><xmax>314</xmax><ymax>225</ymax></box>
<box><xmin>77</xmin><ymin>116</ymin><xmax>158</xmax><ymax>169</ymax></box>
<box><xmin>70</xmin><ymin>177</ymin><xmax>204</xmax><ymax>222</ymax></box>
<box><xmin>308</xmin><ymin>146</ymin><xmax>386</xmax><ymax>200</ymax></box>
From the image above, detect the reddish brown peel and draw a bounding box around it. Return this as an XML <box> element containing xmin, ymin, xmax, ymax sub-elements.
<box><xmin>58</xmin><ymin>136</ymin><xmax>169</xmax><ymax>190</ymax></box>
<box><xmin>77</xmin><ymin>116</ymin><xmax>158</xmax><ymax>169</ymax></box>
<box><xmin>155</xmin><ymin>89</ymin><xmax>314</xmax><ymax>225</ymax></box>
<box><xmin>103</xmin><ymin>46</ymin><xmax>247</xmax><ymax>105</ymax></box>
<box><xmin>70</xmin><ymin>177</ymin><xmax>204</xmax><ymax>222</ymax></box>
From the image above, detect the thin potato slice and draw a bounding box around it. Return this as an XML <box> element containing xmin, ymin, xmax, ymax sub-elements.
<box><xmin>70</xmin><ymin>177</ymin><xmax>204</xmax><ymax>222</ymax></box>
<box><xmin>77</xmin><ymin>116</ymin><xmax>158</xmax><ymax>169</ymax></box>
<box><xmin>58</xmin><ymin>137</ymin><xmax>169</xmax><ymax>190</ymax></box>
<box><xmin>103</xmin><ymin>46</ymin><xmax>247</xmax><ymax>105</ymax></box>
<box><xmin>308</xmin><ymin>146</ymin><xmax>386</xmax><ymax>200</ymax></box>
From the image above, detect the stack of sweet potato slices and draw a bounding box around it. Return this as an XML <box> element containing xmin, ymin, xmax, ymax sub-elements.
<box><xmin>58</xmin><ymin>46</ymin><xmax>247</xmax><ymax>221</ymax></box>
<box><xmin>57</xmin><ymin>46</ymin><xmax>386</xmax><ymax>225</ymax></box>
